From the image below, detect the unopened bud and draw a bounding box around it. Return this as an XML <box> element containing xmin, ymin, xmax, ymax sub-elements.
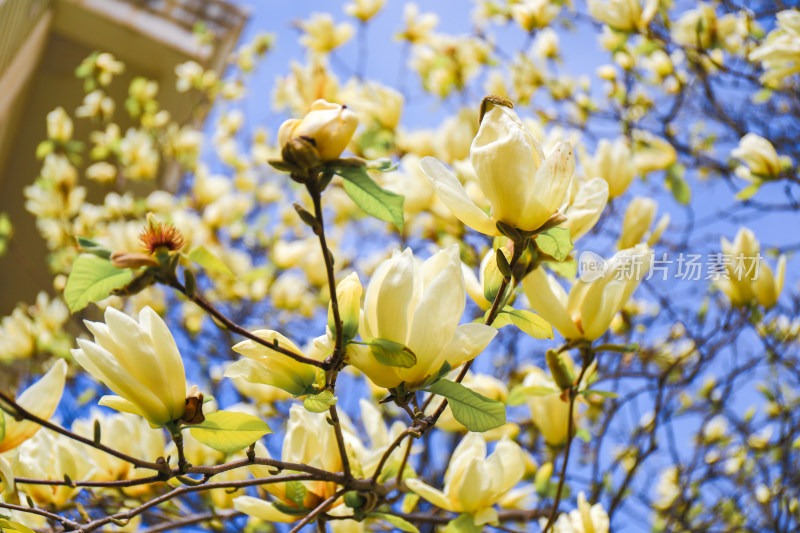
<box><xmin>484</xmin><ymin>247</ymin><xmax>512</xmax><ymax>303</ymax></box>
<box><xmin>329</xmin><ymin>272</ymin><xmax>362</xmax><ymax>341</ymax></box>
<box><xmin>180</xmin><ymin>386</ymin><xmax>205</xmax><ymax>425</ymax></box>
<box><xmin>281</xmin><ymin>136</ymin><xmax>321</xmax><ymax>171</ymax></box>
<box><xmin>480</xmin><ymin>94</ymin><xmax>514</xmax><ymax>123</ymax></box>
<box><xmin>546</xmin><ymin>349</ymin><xmax>576</xmax><ymax>390</ymax></box>
<box><xmin>110</xmin><ymin>251</ymin><xmax>159</xmax><ymax>269</ymax></box>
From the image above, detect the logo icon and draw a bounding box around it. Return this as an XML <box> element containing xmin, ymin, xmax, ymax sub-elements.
<box><xmin>578</xmin><ymin>250</ymin><xmax>607</xmax><ymax>282</ymax></box>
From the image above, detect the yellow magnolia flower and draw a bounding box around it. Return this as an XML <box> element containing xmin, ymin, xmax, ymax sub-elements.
<box><xmin>0</xmin><ymin>359</ymin><xmax>67</xmax><ymax>453</ymax></box>
<box><xmin>617</xmin><ymin>197</ymin><xmax>670</xmax><ymax>250</ymax></box>
<box><xmin>46</xmin><ymin>107</ymin><xmax>73</xmax><ymax>143</ymax></box>
<box><xmin>72</xmin><ymin>411</ymin><xmax>166</xmax><ymax>493</ymax></box>
<box><xmin>344</xmin><ymin>0</ymin><xmax>386</xmax><ymax>22</ymax></box>
<box><xmin>632</xmin><ymin>130</ymin><xmax>676</xmax><ymax>174</ymax></box>
<box><xmin>346</xmin><ymin>246</ymin><xmax>497</xmax><ymax>389</ymax></box>
<box><xmin>731</xmin><ymin>133</ymin><xmax>783</xmax><ymax>180</ymax></box>
<box><xmin>582</xmin><ymin>137</ymin><xmax>636</xmax><ymax>198</ymax></box>
<box><xmin>587</xmin><ymin>0</ymin><xmax>658</xmax><ymax>33</ymax></box>
<box><xmin>421</xmin><ymin>103</ymin><xmax>574</xmax><ymax>236</ymax></box>
<box><xmin>15</xmin><ymin>430</ymin><xmax>96</xmax><ymax>507</ymax></box>
<box><xmin>298</xmin><ymin>12</ymin><xmax>354</xmax><ymax>54</ymax></box>
<box><xmin>396</xmin><ymin>3</ymin><xmax>439</xmax><ymax>44</ymax></box>
<box><xmin>405</xmin><ymin>433</ymin><xmax>525</xmax><ymax>526</ymax></box>
<box><xmin>329</xmin><ymin>272</ymin><xmax>362</xmax><ymax>341</ymax></box>
<box><xmin>234</xmin><ymin>405</ymin><xmax>346</xmax><ymax>523</ymax></box>
<box><xmin>522</xmin><ymin>245</ymin><xmax>654</xmax><ymax>340</ymax></box>
<box><xmin>749</xmin><ymin>10</ymin><xmax>800</xmax><ymax>86</ymax></box>
<box><xmin>510</xmin><ymin>0</ymin><xmax>560</xmax><ymax>32</ymax></box>
<box><xmin>717</xmin><ymin>227</ymin><xmax>786</xmax><ymax>308</ymax></box>
<box><xmin>522</xmin><ymin>365</ymin><xmax>586</xmax><ymax>446</ymax></box>
<box><xmin>547</xmin><ymin>491</ymin><xmax>610</xmax><ymax>533</ymax></box>
<box><xmin>278</xmin><ymin>99</ymin><xmax>359</xmax><ymax>160</ymax></box>
<box><xmin>71</xmin><ymin>306</ymin><xmax>187</xmax><ymax>427</ymax></box>
<box><xmin>562</xmin><ymin>177</ymin><xmax>609</xmax><ymax>242</ymax></box>
<box><xmin>225</xmin><ymin>330</ymin><xmax>323</xmax><ymax>396</ymax></box>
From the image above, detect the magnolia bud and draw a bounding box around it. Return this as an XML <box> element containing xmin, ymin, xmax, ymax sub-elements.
<box><xmin>180</xmin><ymin>386</ymin><xmax>205</xmax><ymax>425</ymax></box>
<box><xmin>281</xmin><ymin>136</ymin><xmax>321</xmax><ymax>172</ymax></box>
<box><xmin>110</xmin><ymin>251</ymin><xmax>159</xmax><ymax>269</ymax></box>
<box><xmin>329</xmin><ymin>272</ymin><xmax>362</xmax><ymax>341</ymax></box>
<box><xmin>546</xmin><ymin>349</ymin><xmax>576</xmax><ymax>390</ymax></box>
<box><xmin>278</xmin><ymin>99</ymin><xmax>358</xmax><ymax>161</ymax></box>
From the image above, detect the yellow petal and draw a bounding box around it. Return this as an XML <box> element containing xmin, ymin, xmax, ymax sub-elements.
<box><xmin>0</xmin><ymin>360</ymin><xmax>67</xmax><ymax>453</ymax></box>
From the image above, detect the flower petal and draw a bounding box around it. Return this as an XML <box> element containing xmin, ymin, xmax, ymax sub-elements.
<box><xmin>420</xmin><ymin>157</ymin><xmax>499</xmax><ymax>236</ymax></box>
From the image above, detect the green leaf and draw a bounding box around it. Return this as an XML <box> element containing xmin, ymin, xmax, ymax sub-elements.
<box><xmin>368</xmin><ymin>512</ymin><xmax>419</xmax><ymax>533</ymax></box>
<box><xmin>444</xmin><ymin>514</ymin><xmax>481</xmax><ymax>533</ymax></box>
<box><xmin>189</xmin><ymin>411</ymin><xmax>271</xmax><ymax>454</ymax></box>
<box><xmin>490</xmin><ymin>307</ymin><xmax>553</xmax><ymax>339</ymax></box>
<box><xmin>336</xmin><ymin>165</ymin><xmax>404</xmax><ymax>230</ymax></box>
<box><xmin>284</xmin><ymin>480</ymin><xmax>307</xmax><ymax>506</ymax></box>
<box><xmin>0</xmin><ymin>520</ymin><xmax>36</xmax><ymax>533</ymax></box>
<box><xmin>575</xmin><ymin>428</ymin><xmax>592</xmax><ymax>442</ymax></box>
<box><xmin>535</xmin><ymin>227</ymin><xmax>573</xmax><ymax>262</ymax></box>
<box><xmin>303</xmin><ymin>390</ymin><xmax>337</xmax><ymax>413</ymax></box>
<box><xmin>425</xmin><ymin>379</ymin><xmax>506</xmax><ymax>432</ymax></box>
<box><xmin>504</xmin><ymin>309</ymin><xmax>554</xmax><ymax>339</ymax></box>
<box><xmin>581</xmin><ymin>388</ymin><xmax>619</xmax><ymax>399</ymax></box>
<box><xmin>735</xmin><ymin>182</ymin><xmax>761</xmax><ymax>201</ymax></box>
<box><xmin>365</xmin><ymin>338</ymin><xmax>417</xmax><ymax>368</ymax></box>
<box><xmin>545</xmin><ymin>258</ymin><xmax>578</xmax><ymax>279</ymax></box>
<box><xmin>76</xmin><ymin>236</ymin><xmax>112</xmax><ymax>260</ymax></box>
<box><xmin>506</xmin><ymin>384</ymin><xmax>558</xmax><ymax>406</ymax></box>
<box><xmin>185</xmin><ymin>246</ymin><xmax>235</xmax><ymax>278</ymax></box>
<box><xmin>64</xmin><ymin>255</ymin><xmax>134</xmax><ymax>312</ymax></box>
<box><xmin>666</xmin><ymin>164</ymin><xmax>691</xmax><ymax>205</ymax></box>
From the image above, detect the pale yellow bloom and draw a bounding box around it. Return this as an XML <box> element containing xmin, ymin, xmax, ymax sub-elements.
<box><xmin>422</xmin><ymin>104</ymin><xmax>574</xmax><ymax>235</ymax></box>
<box><xmin>632</xmin><ymin>130</ymin><xmax>677</xmax><ymax>174</ymax></box>
<box><xmin>71</xmin><ymin>306</ymin><xmax>187</xmax><ymax>427</ymax></box>
<box><xmin>234</xmin><ymin>405</ymin><xmax>346</xmax><ymax>522</ymax></box>
<box><xmin>72</xmin><ymin>411</ymin><xmax>165</xmax><ymax>493</ymax></box>
<box><xmin>396</xmin><ymin>3</ymin><xmax>438</xmax><ymax>44</ymax></box>
<box><xmin>522</xmin><ymin>365</ymin><xmax>583</xmax><ymax>446</ymax></box>
<box><xmin>346</xmin><ymin>246</ymin><xmax>497</xmax><ymax>389</ymax></box>
<box><xmin>405</xmin><ymin>433</ymin><xmax>525</xmax><ymax>525</ymax></box>
<box><xmin>731</xmin><ymin>133</ymin><xmax>782</xmax><ymax>180</ymax></box>
<box><xmin>717</xmin><ymin>227</ymin><xmax>786</xmax><ymax>308</ymax></box>
<box><xmin>617</xmin><ymin>197</ymin><xmax>656</xmax><ymax>249</ymax></box>
<box><xmin>344</xmin><ymin>0</ymin><xmax>385</xmax><ymax>22</ymax></box>
<box><xmin>119</xmin><ymin>128</ymin><xmax>160</xmax><ymax>180</ymax></box>
<box><xmin>511</xmin><ymin>0</ymin><xmax>560</xmax><ymax>32</ymax></box>
<box><xmin>562</xmin><ymin>178</ymin><xmax>609</xmax><ymax>241</ymax></box>
<box><xmin>86</xmin><ymin>162</ymin><xmax>117</xmax><ymax>184</ymax></box>
<box><xmin>0</xmin><ymin>360</ymin><xmax>67</xmax><ymax>454</ymax></box>
<box><xmin>546</xmin><ymin>491</ymin><xmax>610</xmax><ymax>533</ymax></box>
<box><xmin>278</xmin><ymin>99</ymin><xmax>359</xmax><ymax>160</ymax></box>
<box><xmin>522</xmin><ymin>245</ymin><xmax>654</xmax><ymax>340</ymax></box>
<box><xmin>587</xmin><ymin>0</ymin><xmax>657</xmax><ymax>33</ymax></box>
<box><xmin>46</xmin><ymin>107</ymin><xmax>73</xmax><ymax>143</ymax></box>
<box><xmin>749</xmin><ymin>10</ymin><xmax>800</xmax><ymax>86</ymax></box>
<box><xmin>582</xmin><ymin>137</ymin><xmax>636</xmax><ymax>198</ymax></box>
<box><xmin>341</xmin><ymin>80</ymin><xmax>404</xmax><ymax>129</ymax></box>
<box><xmin>225</xmin><ymin>330</ymin><xmax>322</xmax><ymax>396</ymax></box>
<box><xmin>298</xmin><ymin>13</ymin><xmax>354</xmax><ymax>54</ymax></box>
<box><xmin>15</xmin><ymin>429</ymin><xmax>96</xmax><ymax>507</ymax></box>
